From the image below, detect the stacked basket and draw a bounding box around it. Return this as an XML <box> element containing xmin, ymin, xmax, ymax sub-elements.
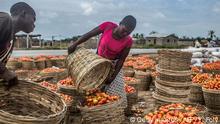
<box><xmin>153</xmin><ymin>50</ymin><xmax>192</xmax><ymax>103</ymax></box>
<box><xmin>134</xmin><ymin>70</ymin><xmax>151</xmax><ymax>91</ymax></box>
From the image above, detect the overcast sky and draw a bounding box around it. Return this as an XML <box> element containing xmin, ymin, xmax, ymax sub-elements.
<box><xmin>1</xmin><ymin>0</ymin><xmax>220</xmax><ymax>40</ymax></box>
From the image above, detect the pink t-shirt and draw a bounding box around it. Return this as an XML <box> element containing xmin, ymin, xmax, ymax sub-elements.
<box><xmin>97</xmin><ymin>22</ymin><xmax>133</xmax><ymax>60</ymax></box>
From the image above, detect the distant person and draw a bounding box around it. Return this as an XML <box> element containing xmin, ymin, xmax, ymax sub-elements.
<box><xmin>0</xmin><ymin>2</ymin><xmax>36</xmax><ymax>90</ymax></box>
<box><xmin>68</xmin><ymin>15</ymin><xmax>136</xmax><ymax>106</ymax></box>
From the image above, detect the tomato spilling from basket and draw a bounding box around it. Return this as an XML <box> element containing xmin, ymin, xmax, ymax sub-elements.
<box><xmin>125</xmin><ymin>84</ymin><xmax>136</xmax><ymax>94</ymax></box>
<box><xmin>123</xmin><ymin>77</ymin><xmax>137</xmax><ymax>82</ymax></box>
<box><xmin>40</xmin><ymin>81</ymin><xmax>58</xmax><ymax>92</ymax></box>
<box><xmin>58</xmin><ymin>77</ymin><xmax>75</xmax><ymax>86</ymax></box>
<box><xmin>85</xmin><ymin>89</ymin><xmax>119</xmax><ymax>107</ymax></box>
<box><xmin>145</xmin><ymin>103</ymin><xmax>204</xmax><ymax>124</ymax></box>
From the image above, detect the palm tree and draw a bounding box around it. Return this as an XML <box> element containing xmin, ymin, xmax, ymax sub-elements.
<box><xmin>140</xmin><ymin>33</ymin><xmax>144</xmax><ymax>39</ymax></box>
<box><xmin>208</xmin><ymin>30</ymin><xmax>216</xmax><ymax>40</ymax></box>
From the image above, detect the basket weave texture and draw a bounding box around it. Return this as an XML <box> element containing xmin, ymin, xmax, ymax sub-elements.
<box><xmin>202</xmin><ymin>88</ymin><xmax>220</xmax><ymax>114</ymax></box>
<box><xmin>189</xmin><ymin>83</ymin><xmax>205</xmax><ymax>104</ymax></box>
<box><xmin>80</xmin><ymin>98</ymin><xmax>125</xmax><ymax>124</ymax></box>
<box><xmin>0</xmin><ymin>80</ymin><xmax>67</xmax><ymax>124</ymax></box>
<box><xmin>66</xmin><ymin>47</ymin><xmax>113</xmax><ymax>90</ymax></box>
<box><xmin>158</xmin><ymin>50</ymin><xmax>192</xmax><ymax>71</ymax></box>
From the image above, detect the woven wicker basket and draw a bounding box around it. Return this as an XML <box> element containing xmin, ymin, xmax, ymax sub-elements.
<box><xmin>158</xmin><ymin>50</ymin><xmax>192</xmax><ymax>71</ymax></box>
<box><xmin>125</xmin><ymin>91</ymin><xmax>138</xmax><ymax>116</ymax></box>
<box><xmin>202</xmin><ymin>88</ymin><xmax>220</xmax><ymax>114</ymax></box>
<box><xmin>35</xmin><ymin>60</ymin><xmax>46</xmax><ymax>69</ymax></box>
<box><xmin>6</xmin><ymin>61</ymin><xmax>22</xmax><ymax>70</ymax></box>
<box><xmin>80</xmin><ymin>98</ymin><xmax>125</xmax><ymax>124</ymax></box>
<box><xmin>39</xmin><ymin>69</ymin><xmax>68</xmax><ymax>81</ymax></box>
<box><xmin>55</xmin><ymin>59</ymin><xmax>66</xmax><ymax>68</ymax></box>
<box><xmin>156</xmin><ymin>65</ymin><xmax>192</xmax><ymax>84</ymax></box>
<box><xmin>15</xmin><ymin>70</ymin><xmax>29</xmax><ymax>79</ymax></box>
<box><xmin>189</xmin><ymin>83</ymin><xmax>205</xmax><ymax>104</ymax></box>
<box><xmin>123</xmin><ymin>68</ymin><xmax>135</xmax><ymax>77</ymax></box>
<box><xmin>155</xmin><ymin>77</ymin><xmax>191</xmax><ymax>88</ymax></box>
<box><xmin>124</xmin><ymin>80</ymin><xmax>140</xmax><ymax>92</ymax></box>
<box><xmin>22</xmin><ymin>61</ymin><xmax>35</xmax><ymax>70</ymax></box>
<box><xmin>155</xmin><ymin>81</ymin><xmax>190</xmax><ymax>98</ymax></box>
<box><xmin>159</xmin><ymin>73</ymin><xmax>191</xmax><ymax>82</ymax></box>
<box><xmin>0</xmin><ymin>80</ymin><xmax>67</xmax><ymax>124</ymax></box>
<box><xmin>134</xmin><ymin>70</ymin><xmax>151</xmax><ymax>91</ymax></box>
<box><xmin>153</xmin><ymin>91</ymin><xmax>190</xmax><ymax>103</ymax></box>
<box><xmin>46</xmin><ymin>60</ymin><xmax>53</xmax><ymax>67</ymax></box>
<box><xmin>203</xmin><ymin>69</ymin><xmax>220</xmax><ymax>74</ymax></box>
<box><xmin>66</xmin><ymin>47</ymin><xmax>113</xmax><ymax>90</ymax></box>
<box><xmin>146</xmin><ymin>103</ymin><xmax>207</xmax><ymax>124</ymax></box>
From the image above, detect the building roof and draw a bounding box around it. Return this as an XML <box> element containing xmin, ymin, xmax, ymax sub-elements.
<box><xmin>15</xmin><ymin>34</ymin><xmax>41</xmax><ymax>37</ymax></box>
<box><xmin>146</xmin><ymin>33</ymin><xmax>178</xmax><ymax>38</ymax></box>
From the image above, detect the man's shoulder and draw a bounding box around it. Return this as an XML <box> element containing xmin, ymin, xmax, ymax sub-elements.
<box><xmin>0</xmin><ymin>12</ymin><xmax>11</xmax><ymax>20</ymax></box>
<box><xmin>0</xmin><ymin>12</ymin><xmax>12</xmax><ymax>25</ymax></box>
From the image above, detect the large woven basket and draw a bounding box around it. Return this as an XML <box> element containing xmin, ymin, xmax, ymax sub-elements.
<box><xmin>38</xmin><ymin>69</ymin><xmax>68</xmax><ymax>81</ymax></box>
<box><xmin>156</xmin><ymin>65</ymin><xmax>192</xmax><ymax>82</ymax></box>
<box><xmin>123</xmin><ymin>67</ymin><xmax>135</xmax><ymax>77</ymax></box>
<box><xmin>55</xmin><ymin>59</ymin><xmax>66</xmax><ymax>68</ymax></box>
<box><xmin>0</xmin><ymin>80</ymin><xmax>67</xmax><ymax>124</ymax></box>
<box><xmin>66</xmin><ymin>47</ymin><xmax>113</xmax><ymax>90</ymax></box>
<box><xmin>125</xmin><ymin>91</ymin><xmax>138</xmax><ymax>116</ymax></box>
<box><xmin>15</xmin><ymin>70</ymin><xmax>29</xmax><ymax>79</ymax></box>
<box><xmin>155</xmin><ymin>77</ymin><xmax>191</xmax><ymax>87</ymax></box>
<box><xmin>80</xmin><ymin>98</ymin><xmax>125</xmax><ymax>124</ymax></box>
<box><xmin>203</xmin><ymin>69</ymin><xmax>220</xmax><ymax>74</ymax></box>
<box><xmin>6</xmin><ymin>61</ymin><xmax>22</xmax><ymax>70</ymax></box>
<box><xmin>134</xmin><ymin>70</ymin><xmax>151</xmax><ymax>91</ymax></box>
<box><xmin>155</xmin><ymin>81</ymin><xmax>190</xmax><ymax>98</ymax></box>
<box><xmin>22</xmin><ymin>61</ymin><xmax>35</xmax><ymax>70</ymax></box>
<box><xmin>202</xmin><ymin>88</ymin><xmax>220</xmax><ymax>114</ymax></box>
<box><xmin>158</xmin><ymin>50</ymin><xmax>192</xmax><ymax>71</ymax></box>
<box><xmin>153</xmin><ymin>91</ymin><xmax>190</xmax><ymax>103</ymax></box>
<box><xmin>46</xmin><ymin>60</ymin><xmax>53</xmax><ymax>67</ymax></box>
<box><xmin>35</xmin><ymin>60</ymin><xmax>46</xmax><ymax>70</ymax></box>
<box><xmin>189</xmin><ymin>83</ymin><xmax>205</xmax><ymax>104</ymax></box>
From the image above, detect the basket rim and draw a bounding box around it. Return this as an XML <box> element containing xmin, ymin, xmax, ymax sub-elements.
<box><xmin>152</xmin><ymin>92</ymin><xmax>189</xmax><ymax>103</ymax></box>
<box><xmin>156</xmin><ymin>77</ymin><xmax>191</xmax><ymax>87</ymax></box>
<box><xmin>0</xmin><ymin>80</ymin><xmax>67</xmax><ymax>121</ymax></box>
<box><xmin>202</xmin><ymin>87</ymin><xmax>220</xmax><ymax>94</ymax></box>
<box><xmin>191</xmin><ymin>83</ymin><xmax>202</xmax><ymax>87</ymax></box>
<box><xmin>156</xmin><ymin>65</ymin><xmax>191</xmax><ymax>76</ymax></box>
<box><xmin>76</xmin><ymin>59</ymin><xmax>113</xmax><ymax>90</ymax></box>
<box><xmin>155</xmin><ymin>82</ymin><xmax>190</xmax><ymax>95</ymax></box>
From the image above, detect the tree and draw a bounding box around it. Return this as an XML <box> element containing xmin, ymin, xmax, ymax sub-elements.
<box><xmin>208</xmin><ymin>30</ymin><xmax>216</xmax><ymax>40</ymax></box>
<box><xmin>140</xmin><ymin>33</ymin><xmax>144</xmax><ymax>39</ymax></box>
<box><xmin>182</xmin><ymin>36</ymin><xmax>187</xmax><ymax>39</ymax></box>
